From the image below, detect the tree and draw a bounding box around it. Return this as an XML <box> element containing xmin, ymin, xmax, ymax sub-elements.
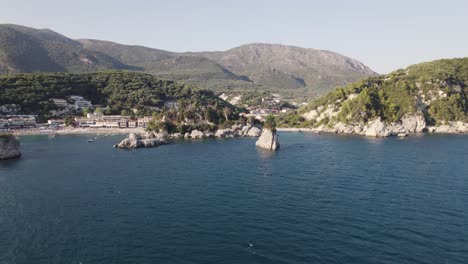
<box><xmin>223</xmin><ymin>107</ymin><xmax>231</xmax><ymax>121</ymax></box>
<box><xmin>82</xmin><ymin>108</ymin><xmax>91</xmax><ymax>116</ymax></box>
<box><xmin>64</xmin><ymin>116</ymin><xmax>75</xmax><ymax>127</ymax></box>
<box><xmin>121</xmin><ymin>109</ymin><xmax>130</xmax><ymax>116</ymax></box>
<box><xmin>264</xmin><ymin>115</ymin><xmax>277</xmax><ymax>130</ymax></box>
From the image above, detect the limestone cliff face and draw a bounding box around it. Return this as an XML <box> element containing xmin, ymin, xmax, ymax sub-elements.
<box><xmin>255</xmin><ymin>129</ymin><xmax>280</xmax><ymax>151</ymax></box>
<box><xmin>0</xmin><ymin>135</ymin><xmax>21</xmax><ymax>160</ymax></box>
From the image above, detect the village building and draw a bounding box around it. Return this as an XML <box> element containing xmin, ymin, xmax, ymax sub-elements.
<box><xmin>0</xmin><ymin>104</ymin><xmax>21</xmax><ymax>114</ymax></box>
<box><xmin>137</xmin><ymin>117</ymin><xmax>152</xmax><ymax>128</ymax></box>
<box><xmin>51</xmin><ymin>99</ymin><xmax>69</xmax><ymax>108</ymax></box>
<box><xmin>128</xmin><ymin>120</ymin><xmax>138</xmax><ymax>128</ymax></box>
<box><xmin>119</xmin><ymin>120</ymin><xmax>128</xmax><ymax>128</ymax></box>
<box><xmin>7</xmin><ymin>116</ymin><xmax>36</xmax><ymax>128</ymax></box>
<box><xmin>0</xmin><ymin>119</ymin><xmax>9</xmax><ymax>128</ymax></box>
<box><xmin>69</xmin><ymin>96</ymin><xmax>92</xmax><ymax>110</ymax></box>
<box><xmin>47</xmin><ymin>119</ymin><xmax>65</xmax><ymax>126</ymax></box>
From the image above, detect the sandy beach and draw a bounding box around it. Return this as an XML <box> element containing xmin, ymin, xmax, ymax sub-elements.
<box><xmin>9</xmin><ymin>127</ymin><xmax>146</xmax><ymax>136</ymax></box>
<box><xmin>276</xmin><ymin>127</ymin><xmax>318</xmax><ymax>133</ymax></box>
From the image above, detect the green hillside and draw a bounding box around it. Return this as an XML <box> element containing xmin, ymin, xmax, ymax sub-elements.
<box><xmin>0</xmin><ymin>71</ymin><xmax>239</xmax><ymax>123</ymax></box>
<box><xmin>292</xmin><ymin>58</ymin><xmax>468</xmax><ymax>128</ymax></box>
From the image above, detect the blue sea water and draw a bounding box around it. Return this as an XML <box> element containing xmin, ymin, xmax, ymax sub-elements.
<box><xmin>0</xmin><ymin>133</ymin><xmax>467</xmax><ymax>264</ymax></box>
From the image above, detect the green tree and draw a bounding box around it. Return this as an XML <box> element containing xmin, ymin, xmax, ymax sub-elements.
<box><xmin>264</xmin><ymin>115</ymin><xmax>277</xmax><ymax>130</ymax></box>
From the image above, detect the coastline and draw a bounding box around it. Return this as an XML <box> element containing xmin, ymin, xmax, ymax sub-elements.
<box><xmin>276</xmin><ymin>126</ymin><xmax>468</xmax><ymax>136</ymax></box>
<box><xmin>10</xmin><ymin>125</ymin><xmax>468</xmax><ymax>138</ymax></box>
<box><xmin>10</xmin><ymin>127</ymin><xmax>146</xmax><ymax>136</ymax></box>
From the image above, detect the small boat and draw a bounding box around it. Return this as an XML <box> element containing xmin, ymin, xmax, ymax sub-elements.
<box><xmin>88</xmin><ymin>139</ymin><xmax>94</xmax><ymax>143</ymax></box>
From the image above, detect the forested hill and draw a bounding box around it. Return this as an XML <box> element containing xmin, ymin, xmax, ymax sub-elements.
<box><xmin>0</xmin><ymin>71</ymin><xmax>238</xmax><ymax>120</ymax></box>
<box><xmin>296</xmin><ymin>58</ymin><xmax>468</xmax><ymax>127</ymax></box>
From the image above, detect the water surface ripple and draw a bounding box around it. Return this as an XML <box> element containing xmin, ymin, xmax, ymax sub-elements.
<box><xmin>1</xmin><ymin>133</ymin><xmax>467</xmax><ymax>264</ymax></box>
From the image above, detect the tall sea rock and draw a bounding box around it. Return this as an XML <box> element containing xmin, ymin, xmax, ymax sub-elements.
<box><xmin>256</xmin><ymin>129</ymin><xmax>280</xmax><ymax>151</ymax></box>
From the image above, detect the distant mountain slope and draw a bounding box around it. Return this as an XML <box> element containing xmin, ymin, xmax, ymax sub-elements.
<box><xmin>191</xmin><ymin>43</ymin><xmax>376</xmax><ymax>95</ymax></box>
<box><xmin>78</xmin><ymin>39</ymin><xmax>257</xmax><ymax>91</ymax></box>
<box><xmin>0</xmin><ymin>24</ymin><xmax>135</xmax><ymax>74</ymax></box>
<box><xmin>82</xmin><ymin>40</ymin><xmax>376</xmax><ymax>97</ymax></box>
<box><xmin>0</xmin><ymin>24</ymin><xmax>376</xmax><ymax>98</ymax></box>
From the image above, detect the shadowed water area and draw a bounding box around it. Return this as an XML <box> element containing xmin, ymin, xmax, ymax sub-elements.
<box><xmin>1</xmin><ymin>133</ymin><xmax>467</xmax><ymax>264</ymax></box>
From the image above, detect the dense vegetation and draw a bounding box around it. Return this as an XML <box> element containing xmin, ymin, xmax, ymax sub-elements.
<box><xmin>296</xmin><ymin>58</ymin><xmax>468</xmax><ymax>126</ymax></box>
<box><xmin>0</xmin><ymin>71</ymin><xmax>239</xmax><ymax>122</ymax></box>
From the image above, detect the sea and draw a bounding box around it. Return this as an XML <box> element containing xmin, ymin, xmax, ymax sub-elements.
<box><xmin>1</xmin><ymin>132</ymin><xmax>467</xmax><ymax>264</ymax></box>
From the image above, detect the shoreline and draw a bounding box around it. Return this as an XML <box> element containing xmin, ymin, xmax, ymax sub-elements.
<box><xmin>10</xmin><ymin>127</ymin><xmax>146</xmax><ymax>136</ymax></box>
<box><xmin>276</xmin><ymin>127</ymin><xmax>468</xmax><ymax>136</ymax></box>
<box><xmin>8</xmin><ymin>126</ymin><xmax>468</xmax><ymax>137</ymax></box>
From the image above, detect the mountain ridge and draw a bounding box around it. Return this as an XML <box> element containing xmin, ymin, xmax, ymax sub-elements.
<box><xmin>0</xmin><ymin>24</ymin><xmax>376</xmax><ymax>98</ymax></box>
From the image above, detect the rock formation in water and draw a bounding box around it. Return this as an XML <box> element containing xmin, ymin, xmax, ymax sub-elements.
<box><xmin>0</xmin><ymin>134</ymin><xmax>21</xmax><ymax>160</ymax></box>
<box><xmin>114</xmin><ymin>124</ymin><xmax>263</xmax><ymax>149</ymax></box>
<box><xmin>255</xmin><ymin>128</ymin><xmax>280</xmax><ymax>151</ymax></box>
<box><xmin>114</xmin><ymin>133</ymin><xmax>167</xmax><ymax>149</ymax></box>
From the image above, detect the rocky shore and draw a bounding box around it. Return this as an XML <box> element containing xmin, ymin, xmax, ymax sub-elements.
<box><xmin>282</xmin><ymin>114</ymin><xmax>468</xmax><ymax>137</ymax></box>
<box><xmin>0</xmin><ymin>134</ymin><xmax>21</xmax><ymax>160</ymax></box>
<box><xmin>114</xmin><ymin>124</ymin><xmax>263</xmax><ymax>149</ymax></box>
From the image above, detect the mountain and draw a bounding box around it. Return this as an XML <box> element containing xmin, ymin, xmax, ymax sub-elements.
<box><xmin>81</xmin><ymin>40</ymin><xmax>376</xmax><ymax>97</ymax></box>
<box><xmin>0</xmin><ymin>24</ymin><xmax>135</xmax><ymax>74</ymax></box>
<box><xmin>288</xmin><ymin>58</ymin><xmax>468</xmax><ymax>135</ymax></box>
<box><xmin>190</xmin><ymin>43</ymin><xmax>375</xmax><ymax>94</ymax></box>
<box><xmin>0</xmin><ymin>24</ymin><xmax>376</xmax><ymax>98</ymax></box>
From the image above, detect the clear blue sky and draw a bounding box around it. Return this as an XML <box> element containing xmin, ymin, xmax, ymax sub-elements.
<box><xmin>1</xmin><ymin>0</ymin><xmax>467</xmax><ymax>73</ymax></box>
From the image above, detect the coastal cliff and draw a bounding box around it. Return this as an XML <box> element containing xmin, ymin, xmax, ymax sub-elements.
<box><xmin>0</xmin><ymin>134</ymin><xmax>21</xmax><ymax>160</ymax></box>
<box><xmin>292</xmin><ymin>58</ymin><xmax>468</xmax><ymax>137</ymax></box>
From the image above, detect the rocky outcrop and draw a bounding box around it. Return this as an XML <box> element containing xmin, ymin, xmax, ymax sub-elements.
<box><xmin>115</xmin><ymin>124</ymin><xmax>264</xmax><ymax>148</ymax></box>
<box><xmin>190</xmin><ymin>130</ymin><xmax>205</xmax><ymax>139</ymax></box>
<box><xmin>0</xmin><ymin>134</ymin><xmax>21</xmax><ymax>160</ymax></box>
<box><xmin>427</xmin><ymin>121</ymin><xmax>468</xmax><ymax>134</ymax></box>
<box><xmin>401</xmin><ymin>114</ymin><xmax>426</xmax><ymax>133</ymax></box>
<box><xmin>255</xmin><ymin>129</ymin><xmax>280</xmax><ymax>151</ymax></box>
<box><xmin>363</xmin><ymin>118</ymin><xmax>392</xmax><ymax>137</ymax></box>
<box><xmin>294</xmin><ymin>113</ymin><xmax>439</xmax><ymax>137</ymax></box>
<box><xmin>114</xmin><ymin>133</ymin><xmax>167</xmax><ymax>149</ymax></box>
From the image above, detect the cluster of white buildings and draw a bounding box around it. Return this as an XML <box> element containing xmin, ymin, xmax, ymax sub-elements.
<box><xmin>0</xmin><ymin>115</ymin><xmax>37</xmax><ymax>129</ymax></box>
<box><xmin>50</xmin><ymin>95</ymin><xmax>93</xmax><ymax>115</ymax></box>
<box><xmin>75</xmin><ymin>113</ymin><xmax>152</xmax><ymax>128</ymax></box>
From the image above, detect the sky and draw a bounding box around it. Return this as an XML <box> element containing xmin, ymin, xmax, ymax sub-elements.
<box><xmin>0</xmin><ymin>0</ymin><xmax>467</xmax><ymax>73</ymax></box>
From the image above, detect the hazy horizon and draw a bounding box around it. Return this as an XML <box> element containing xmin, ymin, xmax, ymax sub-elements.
<box><xmin>1</xmin><ymin>0</ymin><xmax>467</xmax><ymax>74</ymax></box>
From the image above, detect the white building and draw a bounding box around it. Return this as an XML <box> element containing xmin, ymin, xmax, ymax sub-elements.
<box><xmin>51</xmin><ymin>99</ymin><xmax>69</xmax><ymax>108</ymax></box>
<box><xmin>69</xmin><ymin>96</ymin><xmax>92</xmax><ymax>110</ymax></box>
<box><xmin>0</xmin><ymin>119</ymin><xmax>8</xmax><ymax>128</ymax></box>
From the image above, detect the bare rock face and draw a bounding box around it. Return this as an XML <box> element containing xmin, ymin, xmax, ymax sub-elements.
<box><xmin>363</xmin><ymin>118</ymin><xmax>392</xmax><ymax>137</ymax></box>
<box><xmin>0</xmin><ymin>135</ymin><xmax>21</xmax><ymax>160</ymax></box>
<box><xmin>190</xmin><ymin>130</ymin><xmax>205</xmax><ymax>139</ymax></box>
<box><xmin>246</xmin><ymin>126</ymin><xmax>262</xmax><ymax>137</ymax></box>
<box><xmin>428</xmin><ymin>121</ymin><xmax>468</xmax><ymax>134</ymax></box>
<box><xmin>401</xmin><ymin>114</ymin><xmax>426</xmax><ymax>133</ymax></box>
<box><xmin>255</xmin><ymin>129</ymin><xmax>280</xmax><ymax>151</ymax></box>
<box><xmin>114</xmin><ymin>133</ymin><xmax>166</xmax><ymax>149</ymax></box>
